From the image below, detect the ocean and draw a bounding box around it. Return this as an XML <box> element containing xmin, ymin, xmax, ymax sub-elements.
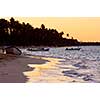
<box><xmin>21</xmin><ymin>46</ymin><xmax>100</xmax><ymax>82</ymax></box>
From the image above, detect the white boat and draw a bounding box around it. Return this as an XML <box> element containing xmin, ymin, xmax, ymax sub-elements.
<box><xmin>66</xmin><ymin>47</ymin><xmax>81</xmax><ymax>50</ymax></box>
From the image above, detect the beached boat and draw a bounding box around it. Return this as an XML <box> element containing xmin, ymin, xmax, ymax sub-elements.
<box><xmin>27</xmin><ymin>47</ymin><xmax>49</xmax><ymax>51</ymax></box>
<box><xmin>65</xmin><ymin>47</ymin><xmax>81</xmax><ymax>50</ymax></box>
<box><xmin>2</xmin><ymin>46</ymin><xmax>22</xmax><ymax>55</ymax></box>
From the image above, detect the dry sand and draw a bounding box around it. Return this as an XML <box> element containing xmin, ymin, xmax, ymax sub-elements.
<box><xmin>0</xmin><ymin>54</ymin><xmax>47</xmax><ymax>83</ymax></box>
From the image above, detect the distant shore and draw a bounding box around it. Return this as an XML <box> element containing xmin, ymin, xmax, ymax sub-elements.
<box><xmin>0</xmin><ymin>54</ymin><xmax>47</xmax><ymax>83</ymax></box>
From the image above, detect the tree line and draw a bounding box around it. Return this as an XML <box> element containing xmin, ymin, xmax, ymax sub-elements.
<box><xmin>0</xmin><ymin>17</ymin><xmax>79</xmax><ymax>46</ymax></box>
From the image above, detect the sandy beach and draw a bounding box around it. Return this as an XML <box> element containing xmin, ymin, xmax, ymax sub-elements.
<box><xmin>0</xmin><ymin>54</ymin><xmax>73</xmax><ymax>83</ymax></box>
<box><xmin>0</xmin><ymin>54</ymin><xmax>47</xmax><ymax>83</ymax></box>
<box><xmin>0</xmin><ymin>53</ymin><xmax>85</xmax><ymax>83</ymax></box>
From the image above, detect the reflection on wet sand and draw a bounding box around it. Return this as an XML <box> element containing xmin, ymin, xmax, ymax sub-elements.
<box><xmin>23</xmin><ymin>56</ymin><xmax>84</xmax><ymax>83</ymax></box>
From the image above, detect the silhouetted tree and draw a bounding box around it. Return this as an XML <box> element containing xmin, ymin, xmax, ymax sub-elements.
<box><xmin>41</xmin><ymin>24</ymin><xmax>45</xmax><ymax>29</ymax></box>
<box><xmin>59</xmin><ymin>31</ymin><xmax>64</xmax><ymax>38</ymax></box>
<box><xmin>0</xmin><ymin>17</ymin><xmax>79</xmax><ymax>46</ymax></box>
<box><xmin>0</xmin><ymin>19</ymin><xmax>9</xmax><ymax>45</ymax></box>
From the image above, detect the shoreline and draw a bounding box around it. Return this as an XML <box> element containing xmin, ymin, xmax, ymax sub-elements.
<box><xmin>0</xmin><ymin>53</ymin><xmax>85</xmax><ymax>83</ymax></box>
<box><xmin>23</xmin><ymin>56</ymin><xmax>82</xmax><ymax>83</ymax></box>
<box><xmin>0</xmin><ymin>54</ymin><xmax>47</xmax><ymax>83</ymax></box>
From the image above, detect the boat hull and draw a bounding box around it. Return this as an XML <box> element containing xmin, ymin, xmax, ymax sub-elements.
<box><xmin>27</xmin><ymin>48</ymin><xmax>49</xmax><ymax>51</ymax></box>
<box><xmin>66</xmin><ymin>48</ymin><xmax>81</xmax><ymax>50</ymax></box>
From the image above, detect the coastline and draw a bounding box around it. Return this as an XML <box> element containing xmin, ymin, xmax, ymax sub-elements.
<box><xmin>23</xmin><ymin>56</ymin><xmax>83</xmax><ymax>83</ymax></box>
<box><xmin>0</xmin><ymin>54</ymin><xmax>47</xmax><ymax>83</ymax></box>
<box><xmin>0</xmin><ymin>53</ymin><xmax>85</xmax><ymax>83</ymax></box>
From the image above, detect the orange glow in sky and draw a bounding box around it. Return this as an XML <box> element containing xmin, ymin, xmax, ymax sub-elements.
<box><xmin>4</xmin><ymin>17</ymin><xmax>100</xmax><ymax>42</ymax></box>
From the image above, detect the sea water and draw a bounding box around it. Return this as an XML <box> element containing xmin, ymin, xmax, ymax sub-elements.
<box><xmin>21</xmin><ymin>46</ymin><xmax>100</xmax><ymax>82</ymax></box>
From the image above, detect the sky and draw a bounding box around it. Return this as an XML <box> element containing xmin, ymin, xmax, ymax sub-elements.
<box><xmin>4</xmin><ymin>17</ymin><xmax>100</xmax><ymax>42</ymax></box>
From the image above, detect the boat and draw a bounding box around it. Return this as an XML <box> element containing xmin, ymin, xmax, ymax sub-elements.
<box><xmin>65</xmin><ymin>47</ymin><xmax>81</xmax><ymax>50</ymax></box>
<box><xmin>27</xmin><ymin>47</ymin><xmax>49</xmax><ymax>51</ymax></box>
<box><xmin>2</xmin><ymin>46</ymin><xmax>22</xmax><ymax>55</ymax></box>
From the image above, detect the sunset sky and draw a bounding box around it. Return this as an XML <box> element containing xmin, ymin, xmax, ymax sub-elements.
<box><xmin>4</xmin><ymin>17</ymin><xmax>100</xmax><ymax>42</ymax></box>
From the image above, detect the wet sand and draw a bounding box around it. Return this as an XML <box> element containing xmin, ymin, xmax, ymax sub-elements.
<box><xmin>0</xmin><ymin>54</ymin><xmax>84</xmax><ymax>83</ymax></box>
<box><xmin>0</xmin><ymin>54</ymin><xmax>47</xmax><ymax>83</ymax></box>
<box><xmin>24</xmin><ymin>56</ymin><xmax>83</xmax><ymax>83</ymax></box>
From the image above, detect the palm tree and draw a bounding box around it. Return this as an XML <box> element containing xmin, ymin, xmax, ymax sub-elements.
<box><xmin>9</xmin><ymin>17</ymin><xmax>15</xmax><ymax>34</ymax></box>
<box><xmin>0</xmin><ymin>19</ymin><xmax>9</xmax><ymax>45</ymax></box>
<box><xmin>41</xmin><ymin>24</ymin><xmax>45</xmax><ymax>29</ymax></box>
<box><xmin>59</xmin><ymin>31</ymin><xmax>64</xmax><ymax>38</ymax></box>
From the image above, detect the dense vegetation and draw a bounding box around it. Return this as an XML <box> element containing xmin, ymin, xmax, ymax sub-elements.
<box><xmin>80</xmin><ymin>42</ymin><xmax>100</xmax><ymax>46</ymax></box>
<box><xmin>0</xmin><ymin>17</ymin><xmax>80</xmax><ymax>46</ymax></box>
